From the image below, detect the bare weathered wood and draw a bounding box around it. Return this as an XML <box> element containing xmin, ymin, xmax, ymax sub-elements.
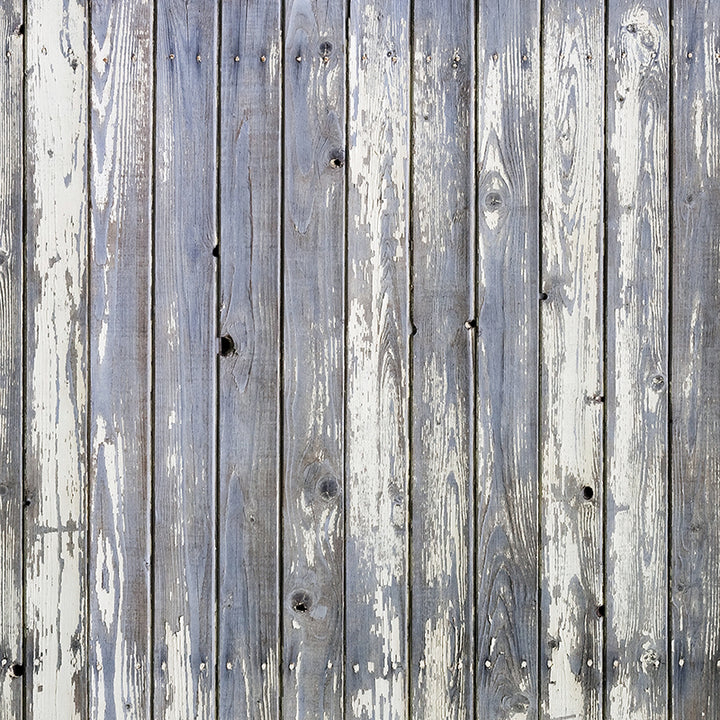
<box><xmin>605</xmin><ymin>2</ymin><xmax>669</xmax><ymax>718</ymax></box>
<box><xmin>346</xmin><ymin>2</ymin><xmax>410</xmax><ymax>718</ymax></box>
<box><xmin>474</xmin><ymin>2</ymin><xmax>540</xmax><ymax>717</ymax></box>
<box><xmin>539</xmin><ymin>2</ymin><xmax>605</xmax><ymax>718</ymax></box>
<box><xmin>217</xmin><ymin>4</ymin><xmax>281</xmax><ymax>720</ymax></box>
<box><xmin>282</xmin><ymin>2</ymin><xmax>346</xmax><ymax>719</ymax></box>
<box><xmin>153</xmin><ymin>3</ymin><xmax>218</xmax><ymax>718</ymax></box>
<box><xmin>409</xmin><ymin>2</ymin><xmax>474</xmax><ymax>718</ymax></box>
<box><xmin>24</xmin><ymin>1</ymin><xmax>88</xmax><ymax>717</ymax></box>
<box><xmin>0</xmin><ymin>1</ymin><xmax>23</xmax><ymax>716</ymax></box>
<box><xmin>670</xmin><ymin>3</ymin><xmax>720</xmax><ymax>717</ymax></box>
<box><xmin>89</xmin><ymin>2</ymin><xmax>153</xmax><ymax>718</ymax></box>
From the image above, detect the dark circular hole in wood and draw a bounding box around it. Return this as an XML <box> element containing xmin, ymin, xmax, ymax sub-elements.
<box><xmin>596</xmin><ymin>604</ymin><xmax>605</xmax><ymax>618</ymax></box>
<box><xmin>212</xmin><ymin>245</ymin><xmax>219</xmax><ymax>257</ymax></box>
<box><xmin>291</xmin><ymin>590</ymin><xmax>312</xmax><ymax>614</ymax></box>
<box><xmin>317</xmin><ymin>476</ymin><xmax>339</xmax><ymax>500</ymax></box>
<box><xmin>539</xmin><ymin>292</ymin><xmax>548</xmax><ymax>301</ymax></box>
<box><xmin>219</xmin><ymin>335</ymin><xmax>235</xmax><ymax>357</ymax></box>
<box><xmin>583</xmin><ymin>486</ymin><xmax>594</xmax><ymax>500</ymax></box>
<box><xmin>465</xmin><ymin>318</ymin><xmax>476</xmax><ymax>330</ymax></box>
<box><xmin>9</xmin><ymin>663</ymin><xmax>23</xmax><ymax>678</ymax></box>
<box><xmin>23</xmin><ymin>498</ymin><xmax>31</xmax><ymax>507</ymax></box>
<box><xmin>329</xmin><ymin>149</ymin><xmax>345</xmax><ymax>168</ymax></box>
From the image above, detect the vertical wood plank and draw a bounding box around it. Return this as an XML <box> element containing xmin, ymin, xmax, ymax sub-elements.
<box><xmin>409</xmin><ymin>1</ymin><xmax>474</xmax><ymax>718</ymax></box>
<box><xmin>89</xmin><ymin>1</ymin><xmax>153</xmax><ymax>718</ymax></box>
<box><xmin>539</xmin><ymin>2</ymin><xmax>605</xmax><ymax>718</ymax></box>
<box><xmin>282</xmin><ymin>1</ymin><xmax>346</xmax><ymax>719</ymax></box>
<box><xmin>0</xmin><ymin>0</ymin><xmax>23</xmax><ymax>714</ymax></box>
<box><xmin>346</xmin><ymin>1</ymin><xmax>410</xmax><ymax>718</ymax></box>
<box><xmin>217</xmin><ymin>4</ymin><xmax>281</xmax><ymax>720</ymax></box>
<box><xmin>474</xmin><ymin>1</ymin><xmax>540</xmax><ymax>717</ymax></box>
<box><xmin>153</xmin><ymin>2</ymin><xmax>218</xmax><ymax>718</ymax></box>
<box><xmin>671</xmin><ymin>2</ymin><xmax>720</xmax><ymax>717</ymax></box>
<box><xmin>24</xmin><ymin>0</ymin><xmax>88</xmax><ymax>717</ymax></box>
<box><xmin>605</xmin><ymin>1</ymin><xmax>669</xmax><ymax>718</ymax></box>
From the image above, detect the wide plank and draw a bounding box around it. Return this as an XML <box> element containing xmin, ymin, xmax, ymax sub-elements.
<box><xmin>0</xmin><ymin>1</ymin><xmax>23</xmax><ymax>716</ymax></box>
<box><xmin>153</xmin><ymin>2</ymin><xmax>218</xmax><ymax>718</ymax></box>
<box><xmin>474</xmin><ymin>1</ymin><xmax>540</xmax><ymax>716</ymax></box>
<box><xmin>539</xmin><ymin>2</ymin><xmax>605</xmax><ymax>718</ymax></box>
<box><xmin>24</xmin><ymin>0</ymin><xmax>89</xmax><ymax>717</ymax></box>
<box><xmin>217</xmin><ymin>3</ymin><xmax>281</xmax><ymax>720</ymax></box>
<box><xmin>605</xmin><ymin>2</ymin><xmax>670</xmax><ymax>718</ymax></box>
<box><xmin>282</xmin><ymin>1</ymin><xmax>346</xmax><ymax>719</ymax></box>
<box><xmin>409</xmin><ymin>1</ymin><xmax>474</xmax><ymax>718</ymax></box>
<box><xmin>670</xmin><ymin>2</ymin><xmax>720</xmax><ymax>717</ymax></box>
<box><xmin>346</xmin><ymin>2</ymin><xmax>410</xmax><ymax>718</ymax></box>
<box><xmin>88</xmin><ymin>1</ymin><xmax>153</xmax><ymax>718</ymax></box>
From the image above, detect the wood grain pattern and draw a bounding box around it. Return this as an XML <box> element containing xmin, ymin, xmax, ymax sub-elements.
<box><xmin>217</xmin><ymin>4</ymin><xmax>281</xmax><ymax>720</ymax></box>
<box><xmin>539</xmin><ymin>2</ymin><xmax>605</xmax><ymax>718</ymax></box>
<box><xmin>89</xmin><ymin>2</ymin><xmax>153</xmax><ymax>718</ymax></box>
<box><xmin>346</xmin><ymin>2</ymin><xmax>410</xmax><ymax>719</ymax></box>
<box><xmin>605</xmin><ymin>2</ymin><xmax>669</xmax><ymax>718</ymax></box>
<box><xmin>153</xmin><ymin>3</ymin><xmax>218</xmax><ymax>718</ymax></box>
<box><xmin>474</xmin><ymin>1</ymin><xmax>540</xmax><ymax>717</ymax></box>
<box><xmin>283</xmin><ymin>1</ymin><xmax>346</xmax><ymax>719</ymax></box>
<box><xmin>409</xmin><ymin>1</ymin><xmax>474</xmax><ymax>718</ymax></box>
<box><xmin>0</xmin><ymin>1</ymin><xmax>23</xmax><ymax>716</ymax></box>
<box><xmin>670</xmin><ymin>2</ymin><xmax>720</xmax><ymax>718</ymax></box>
<box><xmin>24</xmin><ymin>1</ymin><xmax>88</xmax><ymax>717</ymax></box>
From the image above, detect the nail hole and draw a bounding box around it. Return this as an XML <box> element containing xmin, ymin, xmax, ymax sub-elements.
<box><xmin>596</xmin><ymin>604</ymin><xmax>605</xmax><ymax>618</ymax></box>
<box><xmin>317</xmin><ymin>476</ymin><xmax>339</xmax><ymax>500</ymax></box>
<box><xmin>539</xmin><ymin>292</ymin><xmax>548</xmax><ymax>301</ymax></box>
<box><xmin>212</xmin><ymin>245</ymin><xmax>219</xmax><ymax>257</ymax></box>
<box><xmin>9</xmin><ymin>664</ymin><xmax>23</xmax><ymax>678</ymax></box>
<box><xmin>291</xmin><ymin>590</ymin><xmax>312</xmax><ymax>614</ymax></box>
<box><xmin>652</xmin><ymin>374</ymin><xmax>665</xmax><ymax>390</ymax></box>
<box><xmin>23</xmin><ymin>498</ymin><xmax>31</xmax><ymax>507</ymax></box>
<box><xmin>627</xmin><ymin>23</ymin><xmax>636</xmax><ymax>33</ymax></box>
<box><xmin>219</xmin><ymin>335</ymin><xmax>236</xmax><ymax>357</ymax></box>
<box><xmin>583</xmin><ymin>486</ymin><xmax>594</xmax><ymax>500</ymax></box>
<box><xmin>465</xmin><ymin>318</ymin><xmax>476</xmax><ymax>330</ymax></box>
<box><xmin>410</xmin><ymin>323</ymin><xmax>418</xmax><ymax>336</ymax></box>
<box><xmin>319</xmin><ymin>41</ymin><xmax>333</xmax><ymax>57</ymax></box>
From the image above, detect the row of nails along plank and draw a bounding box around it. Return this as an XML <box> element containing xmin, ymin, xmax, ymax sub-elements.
<box><xmin>1</xmin><ymin>1</ymin><xmax>719</xmax><ymax>719</ymax></box>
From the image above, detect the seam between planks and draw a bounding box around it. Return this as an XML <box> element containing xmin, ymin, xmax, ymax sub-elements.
<box><xmin>21</xmin><ymin>0</ymin><xmax>27</xmax><ymax>713</ymax></box>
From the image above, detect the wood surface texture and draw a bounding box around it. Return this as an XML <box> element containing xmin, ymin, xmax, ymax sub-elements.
<box><xmin>1</xmin><ymin>1</ymin><xmax>719</xmax><ymax>718</ymax></box>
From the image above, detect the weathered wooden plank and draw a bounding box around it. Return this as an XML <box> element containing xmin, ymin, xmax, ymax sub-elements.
<box><xmin>24</xmin><ymin>0</ymin><xmax>88</xmax><ymax>717</ymax></box>
<box><xmin>0</xmin><ymin>1</ymin><xmax>23</xmax><ymax>715</ymax></box>
<box><xmin>282</xmin><ymin>1</ymin><xmax>346</xmax><ymax>719</ymax></box>
<box><xmin>153</xmin><ymin>2</ymin><xmax>218</xmax><ymax>718</ymax></box>
<box><xmin>89</xmin><ymin>2</ymin><xmax>153</xmax><ymax>718</ymax></box>
<box><xmin>217</xmin><ymin>4</ymin><xmax>281</xmax><ymax>720</ymax></box>
<box><xmin>346</xmin><ymin>1</ymin><xmax>410</xmax><ymax>718</ymax></box>
<box><xmin>605</xmin><ymin>2</ymin><xmax>669</xmax><ymax>718</ymax></box>
<box><xmin>409</xmin><ymin>1</ymin><xmax>474</xmax><ymax>718</ymax></box>
<box><xmin>474</xmin><ymin>2</ymin><xmax>540</xmax><ymax>717</ymax></box>
<box><xmin>539</xmin><ymin>2</ymin><xmax>605</xmax><ymax>718</ymax></box>
<box><xmin>670</xmin><ymin>2</ymin><xmax>720</xmax><ymax>717</ymax></box>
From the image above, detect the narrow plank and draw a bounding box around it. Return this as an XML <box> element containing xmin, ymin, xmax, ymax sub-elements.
<box><xmin>474</xmin><ymin>1</ymin><xmax>540</xmax><ymax>716</ymax></box>
<box><xmin>282</xmin><ymin>1</ymin><xmax>346</xmax><ymax>718</ymax></box>
<box><xmin>24</xmin><ymin>0</ymin><xmax>89</xmax><ymax>717</ymax></box>
<box><xmin>670</xmin><ymin>3</ymin><xmax>720</xmax><ymax>717</ymax></box>
<box><xmin>153</xmin><ymin>2</ymin><xmax>218</xmax><ymax>718</ymax></box>
<box><xmin>409</xmin><ymin>1</ymin><xmax>474</xmax><ymax>718</ymax></box>
<box><xmin>605</xmin><ymin>2</ymin><xmax>669</xmax><ymax>718</ymax></box>
<box><xmin>0</xmin><ymin>1</ymin><xmax>23</xmax><ymax>715</ymax></box>
<box><xmin>88</xmin><ymin>1</ymin><xmax>153</xmax><ymax>718</ymax></box>
<box><xmin>217</xmin><ymin>4</ymin><xmax>281</xmax><ymax>720</ymax></box>
<box><xmin>539</xmin><ymin>2</ymin><xmax>605</xmax><ymax>718</ymax></box>
<box><xmin>346</xmin><ymin>1</ymin><xmax>410</xmax><ymax>718</ymax></box>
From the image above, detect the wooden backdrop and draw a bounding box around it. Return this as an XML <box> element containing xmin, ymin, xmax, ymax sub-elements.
<box><xmin>0</xmin><ymin>1</ymin><xmax>718</xmax><ymax>718</ymax></box>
